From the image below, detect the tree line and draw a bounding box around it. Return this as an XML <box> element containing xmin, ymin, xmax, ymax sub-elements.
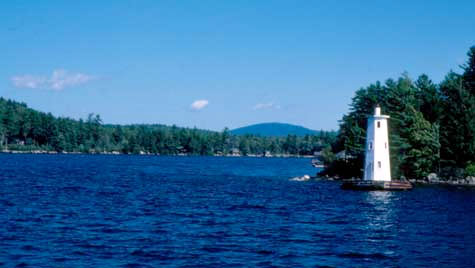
<box><xmin>0</xmin><ymin>98</ymin><xmax>336</xmax><ymax>156</ymax></box>
<box><xmin>321</xmin><ymin>45</ymin><xmax>475</xmax><ymax>179</ymax></box>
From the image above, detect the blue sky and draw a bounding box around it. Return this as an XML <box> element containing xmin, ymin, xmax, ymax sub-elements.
<box><xmin>1</xmin><ymin>1</ymin><xmax>474</xmax><ymax>131</ymax></box>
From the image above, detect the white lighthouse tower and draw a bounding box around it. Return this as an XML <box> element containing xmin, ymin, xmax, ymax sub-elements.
<box><xmin>363</xmin><ymin>105</ymin><xmax>391</xmax><ymax>181</ymax></box>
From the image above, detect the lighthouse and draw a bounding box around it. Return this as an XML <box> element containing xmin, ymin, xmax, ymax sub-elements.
<box><xmin>363</xmin><ymin>105</ymin><xmax>391</xmax><ymax>181</ymax></box>
<box><xmin>341</xmin><ymin>105</ymin><xmax>412</xmax><ymax>190</ymax></box>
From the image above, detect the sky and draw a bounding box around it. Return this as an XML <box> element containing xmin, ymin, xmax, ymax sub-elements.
<box><xmin>1</xmin><ymin>1</ymin><xmax>474</xmax><ymax>131</ymax></box>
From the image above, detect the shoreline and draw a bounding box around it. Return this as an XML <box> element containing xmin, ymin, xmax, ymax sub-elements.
<box><xmin>318</xmin><ymin>175</ymin><xmax>475</xmax><ymax>187</ymax></box>
<box><xmin>0</xmin><ymin>149</ymin><xmax>316</xmax><ymax>158</ymax></box>
<box><xmin>407</xmin><ymin>178</ymin><xmax>475</xmax><ymax>187</ymax></box>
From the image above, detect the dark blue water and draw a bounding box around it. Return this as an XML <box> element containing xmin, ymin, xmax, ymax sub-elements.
<box><xmin>0</xmin><ymin>154</ymin><xmax>474</xmax><ymax>267</ymax></box>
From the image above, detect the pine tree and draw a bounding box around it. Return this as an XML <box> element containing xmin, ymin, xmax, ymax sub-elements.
<box><xmin>415</xmin><ymin>74</ymin><xmax>442</xmax><ymax>123</ymax></box>
<box><xmin>399</xmin><ymin>106</ymin><xmax>440</xmax><ymax>178</ymax></box>
<box><xmin>462</xmin><ymin>46</ymin><xmax>475</xmax><ymax>94</ymax></box>
<box><xmin>439</xmin><ymin>72</ymin><xmax>475</xmax><ymax>166</ymax></box>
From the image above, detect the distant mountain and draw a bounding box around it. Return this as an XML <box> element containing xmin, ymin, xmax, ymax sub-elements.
<box><xmin>231</xmin><ymin>122</ymin><xmax>318</xmax><ymax>137</ymax></box>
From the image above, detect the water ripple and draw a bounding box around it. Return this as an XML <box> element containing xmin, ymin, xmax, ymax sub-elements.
<box><xmin>0</xmin><ymin>154</ymin><xmax>474</xmax><ymax>267</ymax></box>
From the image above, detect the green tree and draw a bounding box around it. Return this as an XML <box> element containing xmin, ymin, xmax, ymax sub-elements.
<box><xmin>238</xmin><ymin>137</ymin><xmax>249</xmax><ymax>156</ymax></box>
<box><xmin>439</xmin><ymin>72</ymin><xmax>475</xmax><ymax>166</ymax></box>
<box><xmin>415</xmin><ymin>74</ymin><xmax>442</xmax><ymax>123</ymax></box>
<box><xmin>399</xmin><ymin>106</ymin><xmax>440</xmax><ymax>178</ymax></box>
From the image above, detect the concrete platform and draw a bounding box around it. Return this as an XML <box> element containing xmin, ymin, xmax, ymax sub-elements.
<box><xmin>341</xmin><ymin>180</ymin><xmax>413</xmax><ymax>191</ymax></box>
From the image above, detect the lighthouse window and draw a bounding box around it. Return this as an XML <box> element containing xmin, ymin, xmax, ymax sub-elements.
<box><xmin>385</xmin><ymin>142</ymin><xmax>387</xmax><ymax>149</ymax></box>
<box><xmin>369</xmin><ymin>142</ymin><xmax>372</xmax><ymax>150</ymax></box>
<box><xmin>378</xmin><ymin>161</ymin><xmax>381</xmax><ymax>168</ymax></box>
<box><xmin>377</xmin><ymin>121</ymin><xmax>381</xmax><ymax>128</ymax></box>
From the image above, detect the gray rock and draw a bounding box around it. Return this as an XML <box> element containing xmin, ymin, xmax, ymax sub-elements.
<box><xmin>427</xmin><ymin>173</ymin><xmax>439</xmax><ymax>183</ymax></box>
<box><xmin>290</xmin><ymin>174</ymin><xmax>311</xmax><ymax>182</ymax></box>
<box><xmin>466</xmin><ymin>176</ymin><xmax>475</xmax><ymax>185</ymax></box>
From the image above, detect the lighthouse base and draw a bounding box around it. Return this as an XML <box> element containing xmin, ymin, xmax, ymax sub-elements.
<box><xmin>341</xmin><ymin>180</ymin><xmax>412</xmax><ymax>191</ymax></box>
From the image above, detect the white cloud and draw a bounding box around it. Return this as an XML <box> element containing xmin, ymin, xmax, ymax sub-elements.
<box><xmin>12</xmin><ymin>75</ymin><xmax>46</xmax><ymax>89</ymax></box>
<box><xmin>253</xmin><ymin>102</ymin><xmax>281</xmax><ymax>110</ymax></box>
<box><xmin>11</xmin><ymin>69</ymin><xmax>95</xmax><ymax>90</ymax></box>
<box><xmin>190</xmin><ymin>99</ymin><xmax>209</xmax><ymax>110</ymax></box>
<box><xmin>49</xmin><ymin>69</ymin><xmax>94</xmax><ymax>90</ymax></box>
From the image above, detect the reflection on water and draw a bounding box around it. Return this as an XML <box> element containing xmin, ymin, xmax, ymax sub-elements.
<box><xmin>367</xmin><ymin>191</ymin><xmax>394</xmax><ymax>204</ymax></box>
<box><xmin>364</xmin><ymin>191</ymin><xmax>397</xmax><ymax>231</ymax></box>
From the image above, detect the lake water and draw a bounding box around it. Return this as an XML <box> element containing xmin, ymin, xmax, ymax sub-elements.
<box><xmin>0</xmin><ymin>154</ymin><xmax>474</xmax><ymax>267</ymax></box>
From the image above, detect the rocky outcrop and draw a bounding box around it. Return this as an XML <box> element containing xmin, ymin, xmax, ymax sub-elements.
<box><xmin>290</xmin><ymin>175</ymin><xmax>311</xmax><ymax>181</ymax></box>
<box><xmin>407</xmin><ymin>173</ymin><xmax>475</xmax><ymax>186</ymax></box>
<box><xmin>319</xmin><ymin>172</ymin><xmax>475</xmax><ymax>187</ymax></box>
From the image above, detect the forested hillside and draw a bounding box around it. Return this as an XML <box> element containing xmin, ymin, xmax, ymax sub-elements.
<box><xmin>321</xmin><ymin>46</ymin><xmax>475</xmax><ymax>179</ymax></box>
<box><xmin>231</xmin><ymin>122</ymin><xmax>319</xmax><ymax>136</ymax></box>
<box><xmin>0</xmin><ymin>99</ymin><xmax>335</xmax><ymax>156</ymax></box>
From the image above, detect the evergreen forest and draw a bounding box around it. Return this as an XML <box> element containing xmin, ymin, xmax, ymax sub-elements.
<box><xmin>0</xmin><ymin>99</ymin><xmax>335</xmax><ymax>156</ymax></box>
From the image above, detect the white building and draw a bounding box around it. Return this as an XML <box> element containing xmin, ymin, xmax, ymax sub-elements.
<box><xmin>363</xmin><ymin>106</ymin><xmax>391</xmax><ymax>181</ymax></box>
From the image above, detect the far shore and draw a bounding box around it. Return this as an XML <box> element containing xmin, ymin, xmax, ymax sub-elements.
<box><xmin>0</xmin><ymin>149</ymin><xmax>316</xmax><ymax>158</ymax></box>
<box><xmin>4</xmin><ymin>148</ymin><xmax>475</xmax><ymax>187</ymax></box>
